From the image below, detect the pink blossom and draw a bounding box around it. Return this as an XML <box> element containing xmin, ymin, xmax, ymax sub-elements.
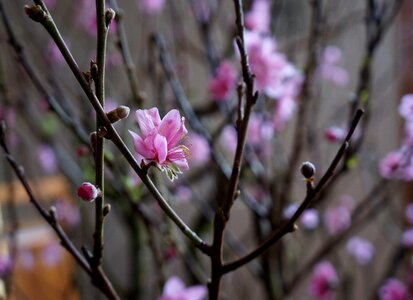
<box><xmin>129</xmin><ymin>108</ymin><xmax>189</xmax><ymax>180</ymax></box>
<box><xmin>219</xmin><ymin>125</ymin><xmax>238</xmax><ymax>157</ymax></box>
<box><xmin>174</xmin><ymin>185</ymin><xmax>192</xmax><ymax>203</ymax></box>
<box><xmin>159</xmin><ymin>276</ymin><xmax>207</xmax><ymax>300</ymax></box>
<box><xmin>208</xmin><ymin>61</ymin><xmax>237</xmax><ymax>101</ymax></box>
<box><xmin>308</xmin><ymin>261</ymin><xmax>339</xmax><ymax>300</ymax></box>
<box><xmin>379</xmin><ymin>151</ymin><xmax>404</xmax><ymax>179</ymax></box>
<box><xmin>245</xmin><ymin>0</ymin><xmax>270</xmax><ymax>33</ymax></box>
<box><xmin>324</xmin><ymin>204</ymin><xmax>351</xmax><ymax>235</ymax></box>
<box><xmin>76</xmin><ymin>182</ymin><xmax>99</xmax><ymax>202</ymax></box>
<box><xmin>243</xmin><ymin>31</ymin><xmax>302</xmax><ymax>100</ymax></box>
<box><xmin>247</xmin><ymin>113</ymin><xmax>274</xmax><ymax>145</ymax></box>
<box><xmin>324</xmin><ymin>126</ymin><xmax>346</xmax><ymax>143</ymax></box>
<box><xmin>54</xmin><ymin>198</ymin><xmax>81</xmax><ymax>228</ymax></box>
<box><xmin>378</xmin><ymin>278</ymin><xmax>409</xmax><ymax>300</ymax></box>
<box><xmin>41</xmin><ymin>242</ymin><xmax>62</xmax><ymax>267</ymax></box>
<box><xmin>405</xmin><ymin>203</ymin><xmax>413</xmax><ymax>225</ymax></box>
<box><xmin>138</xmin><ymin>0</ymin><xmax>165</xmax><ymax>15</ymax></box>
<box><xmin>300</xmin><ymin>209</ymin><xmax>319</xmax><ymax>230</ymax></box>
<box><xmin>401</xmin><ymin>229</ymin><xmax>413</xmax><ymax>248</ymax></box>
<box><xmin>346</xmin><ymin>236</ymin><xmax>375</xmax><ymax>265</ymax></box>
<box><xmin>319</xmin><ymin>46</ymin><xmax>348</xmax><ymax>87</ymax></box>
<box><xmin>272</xmin><ymin>97</ymin><xmax>296</xmax><ymax>131</ymax></box>
<box><xmin>399</xmin><ymin>94</ymin><xmax>413</xmax><ymax>121</ymax></box>
<box><xmin>0</xmin><ymin>253</ymin><xmax>12</xmax><ymax>278</ymax></box>
<box><xmin>37</xmin><ymin>144</ymin><xmax>57</xmax><ymax>174</ymax></box>
<box><xmin>188</xmin><ymin>133</ymin><xmax>210</xmax><ymax>166</ymax></box>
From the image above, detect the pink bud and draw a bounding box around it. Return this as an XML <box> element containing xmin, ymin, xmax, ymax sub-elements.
<box><xmin>76</xmin><ymin>182</ymin><xmax>98</xmax><ymax>202</ymax></box>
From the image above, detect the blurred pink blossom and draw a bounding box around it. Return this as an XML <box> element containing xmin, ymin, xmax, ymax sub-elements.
<box><xmin>272</xmin><ymin>97</ymin><xmax>296</xmax><ymax>131</ymax></box>
<box><xmin>324</xmin><ymin>126</ymin><xmax>346</xmax><ymax>143</ymax></box>
<box><xmin>208</xmin><ymin>61</ymin><xmax>237</xmax><ymax>101</ymax></box>
<box><xmin>17</xmin><ymin>249</ymin><xmax>34</xmax><ymax>270</ymax></box>
<box><xmin>129</xmin><ymin>108</ymin><xmax>189</xmax><ymax>180</ymax></box>
<box><xmin>401</xmin><ymin>229</ymin><xmax>413</xmax><ymax>248</ymax></box>
<box><xmin>319</xmin><ymin>46</ymin><xmax>349</xmax><ymax>87</ymax></box>
<box><xmin>243</xmin><ymin>31</ymin><xmax>302</xmax><ymax>101</ymax></box>
<box><xmin>54</xmin><ymin>198</ymin><xmax>81</xmax><ymax>228</ymax></box>
<box><xmin>219</xmin><ymin>125</ymin><xmax>237</xmax><ymax>157</ymax></box>
<box><xmin>247</xmin><ymin>113</ymin><xmax>274</xmax><ymax>145</ymax></box>
<box><xmin>245</xmin><ymin>0</ymin><xmax>270</xmax><ymax>33</ymax></box>
<box><xmin>399</xmin><ymin>94</ymin><xmax>413</xmax><ymax>121</ymax></box>
<box><xmin>378</xmin><ymin>278</ymin><xmax>409</xmax><ymax>300</ymax></box>
<box><xmin>37</xmin><ymin>144</ymin><xmax>58</xmax><ymax>174</ymax></box>
<box><xmin>188</xmin><ymin>133</ymin><xmax>210</xmax><ymax>166</ymax></box>
<box><xmin>0</xmin><ymin>253</ymin><xmax>11</xmax><ymax>278</ymax></box>
<box><xmin>159</xmin><ymin>276</ymin><xmax>207</xmax><ymax>300</ymax></box>
<box><xmin>41</xmin><ymin>242</ymin><xmax>62</xmax><ymax>267</ymax></box>
<box><xmin>138</xmin><ymin>0</ymin><xmax>165</xmax><ymax>15</ymax></box>
<box><xmin>324</xmin><ymin>204</ymin><xmax>351</xmax><ymax>235</ymax></box>
<box><xmin>308</xmin><ymin>261</ymin><xmax>338</xmax><ymax>300</ymax></box>
<box><xmin>174</xmin><ymin>185</ymin><xmax>192</xmax><ymax>203</ymax></box>
<box><xmin>300</xmin><ymin>209</ymin><xmax>320</xmax><ymax>230</ymax></box>
<box><xmin>379</xmin><ymin>151</ymin><xmax>404</xmax><ymax>179</ymax></box>
<box><xmin>346</xmin><ymin>236</ymin><xmax>375</xmax><ymax>265</ymax></box>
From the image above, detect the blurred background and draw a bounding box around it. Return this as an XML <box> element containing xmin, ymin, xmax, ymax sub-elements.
<box><xmin>0</xmin><ymin>0</ymin><xmax>412</xmax><ymax>299</ymax></box>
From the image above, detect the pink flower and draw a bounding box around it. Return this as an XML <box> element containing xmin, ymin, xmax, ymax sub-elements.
<box><xmin>76</xmin><ymin>182</ymin><xmax>99</xmax><ymax>202</ymax></box>
<box><xmin>41</xmin><ymin>242</ymin><xmax>62</xmax><ymax>267</ymax></box>
<box><xmin>245</xmin><ymin>0</ymin><xmax>270</xmax><ymax>33</ymax></box>
<box><xmin>378</xmin><ymin>278</ymin><xmax>409</xmax><ymax>300</ymax></box>
<box><xmin>379</xmin><ymin>151</ymin><xmax>403</xmax><ymax>179</ymax></box>
<box><xmin>346</xmin><ymin>236</ymin><xmax>375</xmax><ymax>265</ymax></box>
<box><xmin>138</xmin><ymin>0</ymin><xmax>165</xmax><ymax>15</ymax></box>
<box><xmin>208</xmin><ymin>61</ymin><xmax>237</xmax><ymax>101</ymax></box>
<box><xmin>324</xmin><ymin>204</ymin><xmax>351</xmax><ymax>235</ymax></box>
<box><xmin>129</xmin><ymin>108</ymin><xmax>189</xmax><ymax>180</ymax></box>
<box><xmin>243</xmin><ymin>31</ymin><xmax>302</xmax><ymax>100</ymax></box>
<box><xmin>401</xmin><ymin>229</ymin><xmax>413</xmax><ymax>248</ymax></box>
<box><xmin>308</xmin><ymin>261</ymin><xmax>339</xmax><ymax>300</ymax></box>
<box><xmin>37</xmin><ymin>144</ymin><xmax>57</xmax><ymax>174</ymax></box>
<box><xmin>54</xmin><ymin>198</ymin><xmax>81</xmax><ymax>228</ymax></box>
<box><xmin>324</xmin><ymin>126</ymin><xmax>346</xmax><ymax>143</ymax></box>
<box><xmin>272</xmin><ymin>97</ymin><xmax>296</xmax><ymax>131</ymax></box>
<box><xmin>159</xmin><ymin>276</ymin><xmax>207</xmax><ymax>300</ymax></box>
<box><xmin>399</xmin><ymin>94</ymin><xmax>413</xmax><ymax>121</ymax></box>
<box><xmin>219</xmin><ymin>125</ymin><xmax>238</xmax><ymax>157</ymax></box>
<box><xmin>300</xmin><ymin>209</ymin><xmax>320</xmax><ymax>230</ymax></box>
<box><xmin>319</xmin><ymin>46</ymin><xmax>348</xmax><ymax>87</ymax></box>
<box><xmin>188</xmin><ymin>133</ymin><xmax>210</xmax><ymax>166</ymax></box>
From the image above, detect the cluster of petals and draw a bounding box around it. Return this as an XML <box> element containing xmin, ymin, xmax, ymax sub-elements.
<box><xmin>245</xmin><ymin>0</ymin><xmax>270</xmax><ymax>34</ymax></box>
<box><xmin>323</xmin><ymin>204</ymin><xmax>351</xmax><ymax>235</ymax></box>
<box><xmin>244</xmin><ymin>30</ymin><xmax>303</xmax><ymax>102</ymax></box>
<box><xmin>319</xmin><ymin>46</ymin><xmax>349</xmax><ymax>87</ymax></box>
<box><xmin>346</xmin><ymin>236</ymin><xmax>375</xmax><ymax>265</ymax></box>
<box><xmin>378</xmin><ymin>278</ymin><xmax>409</xmax><ymax>300</ymax></box>
<box><xmin>159</xmin><ymin>276</ymin><xmax>207</xmax><ymax>300</ymax></box>
<box><xmin>379</xmin><ymin>94</ymin><xmax>413</xmax><ymax>180</ymax></box>
<box><xmin>308</xmin><ymin>261</ymin><xmax>339</xmax><ymax>300</ymax></box>
<box><xmin>208</xmin><ymin>61</ymin><xmax>237</xmax><ymax>101</ymax></box>
<box><xmin>129</xmin><ymin>108</ymin><xmax>189</xmax><ymax>178</ymax></box>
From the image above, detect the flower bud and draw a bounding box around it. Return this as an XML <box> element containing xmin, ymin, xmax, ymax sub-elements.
<box><xmin>76</xmin><ymin>182</ymin><xmax>98</xmax><ymax>202</ymax></box>
<box><xmin>24</xmin><ymin>5</ymin><xmax>47</xmax><ymax>23</ymax></box>
<box><xmin>105</xmin><ymin>8</ymin><xmax>116</xmax><ymax>27</ymax></box>
<box><xmin>300</xmin><ymin>161</ymin><xmax>316</xmax><ymax>179</ymax></box>
<box><xmin>107</xmin><ymin>106</ymin><xmax>130</xmax><ymax>124</ymax></box>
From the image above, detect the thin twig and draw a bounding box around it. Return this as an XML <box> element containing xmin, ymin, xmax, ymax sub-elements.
<box><xmin>222</xmin><ymin>109</ymin><xmax>364</xmax><ymax>274</ymax></box>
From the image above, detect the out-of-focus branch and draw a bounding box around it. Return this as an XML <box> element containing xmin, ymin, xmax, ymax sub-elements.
<box><xmin>0</xmin><ymin>122</ymin><xmax>120</xmax><ymax>300</ymax></box>
<box><xmin>222</xmin><ymin>109</ymin><xmax>364</xmax><ymax>274</ymax></box>
<box><xmin>108</xmin><ymin>0</ymin><xmax>144</xmax><ymax>105</ymax></box>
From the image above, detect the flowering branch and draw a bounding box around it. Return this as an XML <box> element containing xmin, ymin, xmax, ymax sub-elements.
<box><xmin>24</xmin><ymin>0</ymin><xmax>209</xmax><ymax>255</ymax></box>
<box><xmin>222</xmin><ymin>109</ymin><xmax>364</xmax><ymax>274</ymax></box>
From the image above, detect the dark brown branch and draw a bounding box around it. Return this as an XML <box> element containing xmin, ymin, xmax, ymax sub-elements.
<box><xmin>222</xmin><ymin>109</ymin><xmax>364</xmax><ymax>274</ymax></box>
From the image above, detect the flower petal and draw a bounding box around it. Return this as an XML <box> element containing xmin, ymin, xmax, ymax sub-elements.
<box><xmin>183</xmin><ymin>286</ymin><xmax>208</xmax><ymax>300</ymax></box>
<box><xmin>158</xmin><ymin>109</ymin><xmax>182</xmax><ymax>145</ymax></box>
<box><xmin>154</xmin><ymin>134</ymin><xmax>167</xmax><ymax>164</ymax></box>
<box><xmin>162</xmin><ymin>276</ymin><xmax>185</xmax><ymax>296</ymax></box>
<box><xmin>129</xmin><ymin>130</ymin><xmax>154</xmax><ymax>160</ymax></box>
<box><xmin>168</xmin><ymin>147</ymin><xmax>189</xmax><ymax>170</ymax></box>
<box><xmin>136</xmin><ymin>108</ymin><xmax>159</xmax><ymax>136</ymax></box>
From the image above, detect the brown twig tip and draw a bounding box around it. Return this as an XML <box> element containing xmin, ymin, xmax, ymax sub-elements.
<box><xmin>90</xmin><ymin>60</ymin><xmax>99</xmax><ymax>82</ymax></box>
<box><xmin>24</xmin><ymin>4</ymin><xmax>47</xmax><ymax>23</ymax></box>
<box><xmin>105</xmin><ymin>8</ymin><xmax>116</xmax><ymax>27</ymax></box>
<box><xmin>103</xmin><ymin>204</ymin><xmax>111</xmax><ymax>217</ymax></box>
